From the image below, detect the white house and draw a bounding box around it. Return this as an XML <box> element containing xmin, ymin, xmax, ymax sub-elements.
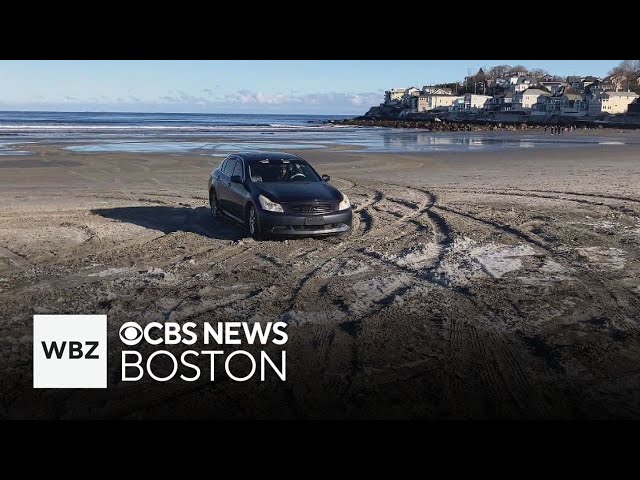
<box><xmin>588</xmin><ymin>91</ymin><xmax>639</xmax><ymax>115</ymax></box>
<box><xmin>532</xmin><ymin>92</ymin><xmax>588</xmax><ymax>116</ymax></box>
<box><xmin>511</xmin><ymin>77</ymin><xmax>536</xmax><ymax>93</ymax></box>
<box><xmin>450</xmin><ymin>94</ymin><xmax>492</xmax><ymax>112</ymax></box>
<box><xmin>416</xmin><ymin>94</ymin><xmax>457</xmax><ymax>112</ymax></box>
<box><xmin>485</xmin><ymin>92</ymin><xmax>514</xmax><ymax>111</ymax></box>
<box><xmin>422</xmin><ymin>86</ymin><xmax>453</xmax><ymax>95</ymax></box>
<box><xmin>402</xmin><ymin>87</ymin><xmax>421</xmax><ymax>106</ymax></box>
<box><xmin>532</xmin><ymin>94</ymin><xmax>565</xmax><ymax>115</ymax></box>
<box><xmin>508</xmin><ymin>72</ymin><xmax>528</xmax><ymax>85</ymax></box>
<box><xmin>384</xmin><ymin>88</ymin><xmax>406</xmax><ymax>104</ymax></box>
<box><xmin>513</xmin><ymin>88</ymin><xmax>551</xmax><ymax>111</ymax></box>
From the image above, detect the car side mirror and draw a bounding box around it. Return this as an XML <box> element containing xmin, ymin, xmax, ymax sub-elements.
<box><xmin>322</xmin><ymin>174</ymin><xmax>330</xmax><ymax>182</ymax></box>
<box><xmin>230</xmin><ymin>175</ymin><xmax>243</xmax><ymax>183</ymax></box>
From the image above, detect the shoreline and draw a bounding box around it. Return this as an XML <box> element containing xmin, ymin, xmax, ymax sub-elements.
<box><xmin>331</xmin><ymin>115</ymin><xmax>640</xmax><ymax>132</ymax></box>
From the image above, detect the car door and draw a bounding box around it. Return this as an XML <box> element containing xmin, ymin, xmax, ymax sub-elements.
<box><xmin>226</xmin><ymin>157</ymin><xmax>250</xmax><ymax>219</ymax></box>
<box><xmin>216</xmin><ymin>156</ymin><xmax>237</xmax><ymax>214</ymax></box>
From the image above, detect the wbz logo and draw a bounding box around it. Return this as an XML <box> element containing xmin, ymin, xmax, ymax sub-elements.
<box><xmin>41</xmin><ymin>340</ymin><xmax>100</xmax><ymax>360</ymax></box>
<box><xmin>33</xmin><ymin>315</ymin><xmax>106</xmax><ymax>388</ymax></box>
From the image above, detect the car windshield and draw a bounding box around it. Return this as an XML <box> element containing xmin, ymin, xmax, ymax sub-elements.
<box><xmin>248</xmin><ymin>159</ymin><xmax>321</xmax><ymax>183</ymax></box>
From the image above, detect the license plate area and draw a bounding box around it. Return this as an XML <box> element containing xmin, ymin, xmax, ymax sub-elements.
<box><xmin>305</xmin><ymin>216</ymin><xmax>325</xmax><ymax>226</ymax></box>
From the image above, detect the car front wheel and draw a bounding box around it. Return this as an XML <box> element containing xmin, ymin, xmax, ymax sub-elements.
<box><xmin>210</xmin><ymin>190</ymin><xmax>221</xmax><ymax>218</ymax></box>
<box><xmin>247</xmin><ymin>205</ymin><xmax>263</xmax><ymax>240</ymax></box>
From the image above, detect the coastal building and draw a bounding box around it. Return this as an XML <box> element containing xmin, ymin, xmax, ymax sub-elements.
<box><xmin>588</xmin><ymin>81</ymin><xmax>615</xmax><ymax>96</ymax></box>
<box><xmin>384</xmin><ymin>88</ymin><xmax>406</xmax><ymax>105</ymax></box>
<box><xmin>512</xmin><ymin>88</ymin><xmax>551</xmax><ymax>111</ymax></box>
<box><xmin>588</xmin><ymin>91</ymin><xmax>639</xmax><ymax>115</ymax></box>
<box><xmin>402</xmin><ymin>87</ymin><xmax>421</xmax><ymax>106</ymax></box>
<box><xmin>512</xmin><ymin>77</ymin><xmax>536</xmax><ymax>93</ymax></box>
<box><xmin>508</xmin><ymin>72</ymin><xmax>527</xmax><ymax>85</ymax></box>
<box><xmin>421</xmin><ymin>86</ymin><xmax>453</xmax><ymax>95</ymax></box>
<box><xmin>531</xmin><ymin>91</ymin><xmax>587</xmax><ymax>116</ymax></box>
<box><xmin>532</xmin><ymin>94</ymin><xmax>564</xmax><ymax>115</ymax></box>
<box><xmin>560</xmin><ymin>93</ymin><xmax>588</xmax><ymax>117</ymax></box>
<box><xmin>539</xmin><ymin>81</ymin><xmax>565</xmax><ymax>95</ymax></box>
<box><xmin>416</xmin><ymin>93</ymin><xmax>457</xmax><ymax>112</ymax></box>
<box><xmin>450</xmin><ymin>94</ymin><xmax>492</xmax><ymax>112</ymax></box>
<box><xmin>571</xmin><ymin>76</ymin><xmax>598</xmax><ymax>93</ymax></box>
<box><xmin>485</xmin><ymin>92</ymin><xmax>514</xmax><ymax>111</ymax></box>
<box><xmin>628</xmin><ymin>98</ymin><xmax>640</xmax><ymax>115</ymax></box>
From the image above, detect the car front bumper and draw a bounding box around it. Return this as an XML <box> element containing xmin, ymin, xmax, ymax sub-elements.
<box><xmin>258</xmin><ymin>208</ymin><xmax>353</xmax><ymax>235</ymax></box>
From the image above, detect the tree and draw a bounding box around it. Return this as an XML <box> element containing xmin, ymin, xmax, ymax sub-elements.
<box><xmin>510</xmin><ymin>65</ymin><xmax>529</xmax><ymax>74</ymax></box>
<box><xmin>609</xmin><ymin>60</ymin><xmax>640</xmax><ymax>76</ymax></box>
<box><xmin>488</xmin><ymin>65</ymin><xmax>512</xmax><ymax>78</ymax></box>
<box><xmin>530</xmin><ymin>68</ymin><xmax>549</xmax><ymax>79</ymax></box>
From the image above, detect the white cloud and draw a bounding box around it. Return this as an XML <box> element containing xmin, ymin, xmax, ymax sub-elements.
<box><xmin>220</xmin><ymin>90</ymin><xmax>380</xmax><ymax>109</ymax></box>
<box><xmin>0</xmin><ymin>89</ymin><xmax>383</xmax><ymax>114</ymax></box>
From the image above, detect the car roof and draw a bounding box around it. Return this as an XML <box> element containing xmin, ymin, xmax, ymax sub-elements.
<box><xmin>235</xmin><ymin>151</ymin><xmax>305</xmax><ymax>163</ymax></box>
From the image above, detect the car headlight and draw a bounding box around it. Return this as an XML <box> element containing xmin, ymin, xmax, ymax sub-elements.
<box><xmin>338</xmin><ymin>194</ymin><xmax>351</xmax><ymax>211</ymax></box>
<box><xmin>258</xmin><ymin>194</ymin><xmax>283</xmax><ymax>213</ymax></box>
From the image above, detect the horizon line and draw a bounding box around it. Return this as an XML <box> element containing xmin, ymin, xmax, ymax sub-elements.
<box><xmin>0</xmin><ymin>109</ymin><xmax>358</xmax><ymax>116</ymax></box>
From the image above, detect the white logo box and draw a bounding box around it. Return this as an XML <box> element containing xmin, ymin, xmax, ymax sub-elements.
<box><xmin>33</xmin><ymin>315</ymin><xmax>107</xmax><ymax>388</ymax></box>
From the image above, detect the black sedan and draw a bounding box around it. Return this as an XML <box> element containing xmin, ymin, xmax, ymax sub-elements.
<box><xmin>208</xmin><ymin>152</ymin><xmax>352</xmax><ymax>240</ymax></box>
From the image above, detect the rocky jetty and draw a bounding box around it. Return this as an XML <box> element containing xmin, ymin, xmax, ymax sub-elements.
<box><xmin>328</xmin><ymin>106</ymin><xmax>640</xmax><ymax>131</ymax></box>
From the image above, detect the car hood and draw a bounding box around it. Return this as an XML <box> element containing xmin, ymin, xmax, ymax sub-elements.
<box><xmin>256</xmin><ymin>182</ymin><xmax>343</xmax><ymax>203</ymax></box>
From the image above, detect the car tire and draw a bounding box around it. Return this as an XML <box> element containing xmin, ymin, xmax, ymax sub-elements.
<box><xmin>247</xmin><ymin>205</ymin><xmax>263</xmax><ymax>240</ymax></box>
<box><xmin>210</xmin><ymin>189</ymin><xmax>221</xmax><ymax>218</ymax></box>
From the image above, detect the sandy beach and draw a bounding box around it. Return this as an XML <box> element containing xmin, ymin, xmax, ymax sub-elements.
<box><xmin>1</xmin><ymin>137</ymin><xmax>640</xmax><ymax>419</ymax></box>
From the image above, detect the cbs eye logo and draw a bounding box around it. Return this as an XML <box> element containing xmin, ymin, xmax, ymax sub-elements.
<box><xmin>119</xmin><ymin>322</ymin><xmax>143</xmax><ymax>346</ymax></box>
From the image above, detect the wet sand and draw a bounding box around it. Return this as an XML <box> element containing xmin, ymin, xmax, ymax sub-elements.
<box><xmin>1</xmin><ymin>140</ymin><xmax>639</xmax><ymax>419</ymax></box>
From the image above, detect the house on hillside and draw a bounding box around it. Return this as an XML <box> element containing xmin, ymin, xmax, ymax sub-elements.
<box><xmin>416</xmin><ymin>93</ymin><xmax>457</xmax><ymax>112</ymax></box>
<box><xmin>539</xmin><ymin>81</ymin><xmax>565</xmax><ymax>95</ymax></box>
<box><xmin>571</xmin><ymin>76</ymin><xmax>599</xmax><ymax>93</ymax></box>
<box><xmin>587</xmin><ymin>80</ymin><xmax>615</xmax><ymax>97</ymax></box>
<box><xmin>560</xmin><ymin>93</ymin><xmax>588</xmax><ymax>116</ymax></box>
<box><xmin>532</xmin><ymin>91</ymin><xmax>587</xmax><ymax>116</ymax></box>
<box><xmin>588</xmin><ymin>91</ymin><xmax>639</xmax><ymax>115</ymax></box>
<box><xmin>512</xmin><ymin>88</ymin><xmax>551</xmax><ymax>111</ymax></box>
<box><xmin>512</xmin><ymin>77</ymin><xmax>536</xmax><ymax>93</ymax></box>
<box><xmin>384</xmin><ymin>88</ymin><xmax>406</xmax><ymax>105</ymax></box>
<box><xmin>450</xmin><ymin>94</ymin><xmax>492</xmax><ymax>112</ymax></box>
<box><xmin>485</xmin><ymin>92</ymin><xmax>514</xmax><ymax>111</ymax></box>
<box><xmin>402</xmin><ymin>87</ymin><xmax>421</xmax><ymax>106</ymax></box>
<box><xmin>421</xmin><ymin>85</ymin><xmax>453</xmax><ymax>95</ymax></box>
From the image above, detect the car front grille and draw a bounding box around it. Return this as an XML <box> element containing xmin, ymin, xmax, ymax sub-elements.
<box><xmin>287</xmin><ymin>203</ymin><xmax>334</xmax><ymax>214</ymax></box>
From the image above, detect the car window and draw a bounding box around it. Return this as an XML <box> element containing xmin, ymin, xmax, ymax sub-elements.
<box><xmin>249</xmin><ymin>159</ymin><xmax>321</xmax><ymax>183</ymax></box>
<box><xmin>232</xmin><ymin>159</ymin><xmax>244</xmax><ymax>178</ymax></box>
<box><xmin>222</xmin><ymin>158</ymin><xmax>237</xmax><ymax>176</ymax></box>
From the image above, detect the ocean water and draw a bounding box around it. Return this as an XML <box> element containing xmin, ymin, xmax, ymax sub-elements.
<box><xmin>0</xmin><ymin>111</ymin><xmax>631</xmax><ymax>155</ymax></box>
<box><xmin>0</xmin><ymin>111</ymin><xmax>350</xmax><ymax>135</ymax></box>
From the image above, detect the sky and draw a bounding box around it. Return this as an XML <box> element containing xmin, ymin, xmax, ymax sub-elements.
<box><xmin>0</xmin><ymin>60</ymin><xmax>623</xmax><ymax>114</ymax></box>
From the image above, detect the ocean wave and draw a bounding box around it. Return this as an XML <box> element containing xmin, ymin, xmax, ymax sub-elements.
<box><xmin>0</xmin><ymin>124</ymin><xmax>344</xmax><ymax>132</ymax></box>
